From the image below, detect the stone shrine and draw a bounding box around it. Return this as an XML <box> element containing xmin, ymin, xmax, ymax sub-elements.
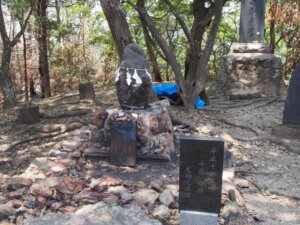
<box><xmin>85</xmin><ymin>44</ymin><xmax>174</xmax><ymax>162</ymax></box>
<box><xmin>209</xmin><ymin>0</ymin><xmax>286</xmax><ymax>98</ymax></box>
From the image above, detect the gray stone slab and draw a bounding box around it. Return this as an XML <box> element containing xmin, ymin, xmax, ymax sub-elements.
<box><xmin>24</xmin><ymin>202</ymin><xmax>162</xmax><ymax>225</ymax></box>
<box><xmin>283</xmin><ymin>64</ymin><xmax>300</xmax><ymax>126</ymax></box>
<box><xmin>180</xmin><ymin>210</ymin><xmax>218</xmax><ymax>225</ymax></box>
<box><xmin>179</xmin><ymin>136</ymin><xmax>224</xmax><ymax>214</ymax></box>
<box><xmin>231</xmin><ymin>43</ymin><xmax>270</xmax><ymax>53</ymax></box>
<box><xmin>239</xmin><ymin>0</ymin><xmax>266</xmax><ymax>43</ymax></box>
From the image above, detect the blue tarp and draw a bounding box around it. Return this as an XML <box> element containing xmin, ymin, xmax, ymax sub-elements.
<box><xmin>152</xmin><ymin>84</ymin><xmax>206</xmax><ymax>109</ymax></box>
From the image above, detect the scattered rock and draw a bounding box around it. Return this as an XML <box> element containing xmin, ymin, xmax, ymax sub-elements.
<box><xmin>234</xmin><ymin>178</ymin><xmax>249</xmax><ymax>188</ymax></box>
<box><xmin>60</xmin><ymin>206</ymin><xmax>77</xmax><ymax>213</ymax></box>
<box><xmin>222</xmin><ymin>202</ymin><xmax>250</xmax><ymax>225</ymax></box>
<box><xmin>61</xmin><ymin>139</ymin><xmax>81</xmax><ymax>152</ymax></box>
<box><xmin>24</xmin><ymin>202</ymin><xmax>162</xmax><ymax>225</ymax></box>
<box><xmin>165</xmin><ymin>184</ymin><xmax>179</xmax><ymax>198</ymax></box>
<box><xmin>103</xmin><ymin>194</ymin><xmax>119</xmax><ymax>204</ymax></box>
<box><xmin>30</xmin><ymin>186</ymin><xmax>57</xmax><ymax>200</ymax></box>
<box><xmin>19</xmin><ymin>158</ymin><xmax>58</xmax><ymax>180</ymax></box>
<box><xmin>49</xmin><ymin>201</ymin><xmax>63</xmax><ymax>210</ymax></box>
<box><xmin>90</xmin><ymin>176</ymin><xmax>123</xmax><ymax>192</ymax></box>
<box><xmin>121</xmin><ymin>192</ymin><xmax>132</xmax><ymax>204</ymax></box>
<box><xmin>149</xmin><ymin>113</ymin><xmax>172</xmax><ymax>135</ymax></box>
<box><xmin>93</xmin><ymin>109</ymin><xmax>109</xmax><ymax>128</ymax></box>
<box><xmin>57</xmin><ymin>177</ymin><xmax>85</xmax><ymax>195</ymax></box>
<box><xmin>228</xmin><ymin>189</ymin><xmax>237</xmax><ymax>202</ymax></box>
<box><xmin>152</xmin><ymin>205</ymin><xmax>171</xmax><ymax>220</ymax></box>
<box><xmin>6</xmin><ymin>177</ymin><xmax>32</xmax><ymax>191</ymax></box>
<box><xmin>72</xmin><ymin>189</ymin><xmax>102</xmax><ymax>204</ymax></box>
<box><xmin>33</xmin><ymin>177</ymin><xmax>64</xmax><ymax>189</ymax></box>
<box><xmin>132</xmin><ymin>189</ymin><xmax>159</xmax><ymax>205</ymax></box>
<box><xmin>159</xmin><ymin>189</ymin><xmax>175</xmax><ymax>207</ymax></box>
<box><xmin>107</xmin><ymin>185</ymin><xmax>127</xmax><ymax>194</ymax></box>
<box><xmin>6</xmin><ymin>190</ymin><xmax>24</xmax><ymax>200</ymax></box>
<box><xmin>149</xmin><ymin>180</ymin><xmax>164</xmax><ymax>193</ymax></box>
<box><xmin>0</xmin><ymin>201</ymin><xmax>18</xmax><ymax>221</ymax></box>
<box><xmin>11</xmin><ymin>200</ymin><xmax>23</xmax><ymax>209</ymax></box>
<box><xmin>36</xmin><ymin>196</ymin><xmax>47</xmax><ymax>209</ymax></box>
<box><xmin>71</xmin><ymin>151</ymin><xmax>81</xmax><ymax>158</ymax></box>
<box><xmin>48</xmin><ymin>163</ymin><xmax>68</xmax><ymax>173</ymax></box>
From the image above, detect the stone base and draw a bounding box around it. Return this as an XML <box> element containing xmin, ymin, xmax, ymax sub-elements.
<box><xmin>231</xmin><ymin>43</ymin><xmax>270</xmax><ymax>53</ymax></box>
<box><xmin>180</xmin><ymin>211</ymin><xmax>218</xmax><ymax>225</ymax></box>
<box><xmin>271</xmin><ymin>125</ymin><xmax>300</xmax><ymax>141</ymax></box>
<box><xmin>89</xmin><ymin>100</ymin><xmax>174</xmax><ymax>160</ymax></box>
<box><xmin>209</xmin><ymin>52</ymin><xmax>287</xmax><ymax>98</ymax></box>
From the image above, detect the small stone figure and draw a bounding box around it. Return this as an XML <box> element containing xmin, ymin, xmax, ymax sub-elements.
<box><xmin>115</xmin><ymin>44</ymin><xmax>152</xmax><ymax>109</ymax></box>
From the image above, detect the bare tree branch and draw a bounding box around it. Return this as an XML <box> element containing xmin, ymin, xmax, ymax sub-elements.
<box><xmin>136</xmin><ymin>0</ymin><xmax>184</xmax><ymax>87</ymax></box>
<box><xmin>199</xmin><ymin>0</ymin><xmax>224</xmax><ymax>66</ymax></box>
<box><xmin>11</xmin><ymin>8</ymin><xmax>32</xmax><ymax>47</ymax></box>
<box><xmin>163</xmin><ymin>0</ymin><xmax>197</xmax><ymax>57</ymax></box>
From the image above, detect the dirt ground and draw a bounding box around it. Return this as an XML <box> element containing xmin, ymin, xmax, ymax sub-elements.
<box><xmin>0</xmin><ymin>86</ymin><xmax>299</xmax><ymax>225</ymax></box>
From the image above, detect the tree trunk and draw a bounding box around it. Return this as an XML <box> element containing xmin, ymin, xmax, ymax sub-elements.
<box><xmin>100</xmin><ymin>0</ymin><xmax>133</xmax><ymax>59</ymax></box>
<box><xmin>0</xmin><ymin>1</ymin><xmax>31</xmax><ymax>108</ymax></box>
<box><xmin>269</xmin><ymin>0</ymin><xmax>278</xmax><ymax>54</ymax></box>
<box><xmin>54</xmin><ymin>0</ymin><xmax>61</xmax><ymax>42</ymax></box>
<box><xmin>141</xmin><ymin>21</ymin><xmax>163</xmax><ymax>82</ymax></box>
<box><xmin>0</xmin><ymin>44</ymin><xmax>18</xmax><ymax>108</ymax></box>
<box><xmin>23</xmin><ymin>33</ymin><xmax>29</xmax><ymax>101</ymax></box>
<box><xmin>37</xmin><ymin>0</ymin><xmax>51</xmax><ymax>98</ymax></box>
<box><xmin>136</xmin><ymin>0</ymin><xmax>223</xmax><ymax>111</ymax></box>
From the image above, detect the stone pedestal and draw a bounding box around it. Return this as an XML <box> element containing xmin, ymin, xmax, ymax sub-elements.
<box><xmin>79</xmin><ymin>82</ymin><xmax>95</xmax><ymax>100</ymax></box>
<box><xmin>209</xmin><ymin>43</ymin><xmax>287</xmax><ymax>98</ymax></box>
<box><xmin>87</xmin><ymin>100</ymin><xmax>174</xmax><ymax>161</ymax></box>
<box><xmin>17</xmin><ymin>104</ymin><xmax>40</xmax><ymax>124</ymax></box>
<box><xmin>180</xmin><ymin>211</ymin><xmax>218</xmax><ymax>225</ymax></box>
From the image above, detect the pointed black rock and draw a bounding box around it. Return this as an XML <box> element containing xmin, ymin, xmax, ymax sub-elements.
<box><xmin>283</xmin><ymin>64</ymin><xmax>300</xmax><ymax>126</ymax></box>
<box><xmin>115</xmin><ymin>44</ymin><xmax>152</xmax><ymax>109</ymax></box>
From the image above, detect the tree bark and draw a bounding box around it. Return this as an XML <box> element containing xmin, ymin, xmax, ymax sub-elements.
<box><xmin>0</xmin><ymin>1</ymin><xmax>32</xmax><ymax>108</ymax></box>
<box><xmin>22</xmin><ymin>33</ymin><xmax>29</xmax><ymax>101</ymax></box>
<box><xmin>141</xmin><ymin>21</ymin><xmax>163</xmax><ymax>82</ymax></box>
<box><xmin>0</xmin><ymin>45</ymin><xmax>18</xmax><ymax>108</ymax></box>
<box><xmin>100</xmin><ymin>0</ymin><xmax>133</xmax><ymax>59</ymax></box>
<box><xmin>136</xmin><ymin>0</ymin><xmax>223</xmax><ymax>111</ymax></box>
<box><xmin>269</xmin><ymin>0</ymin><xmax>278</xmax><ymax>54</ymax></box>
<box><xmin>36</xmin><ymin>0</ymin><xmax>51</xmax><ymax>98</ymax></box>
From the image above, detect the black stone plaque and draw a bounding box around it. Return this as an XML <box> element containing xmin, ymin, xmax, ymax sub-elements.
<box><xmin>111</xmin><ymin>121</ymin><xmax>137</xmax><ymax>166</ymax></box>
<box><xmin>283</xmin><ymin>64</ymin><xmax>300</xmax><ymax>126</ymax></box>
<box><xmin>179</xmin><ymin>136</ymin><xmax>224</xmax><ymax>214</ymax></box>
<box><xmin>239</xmin><ymin>0</ymin><xmax>266</xmax><ymax>43</ymax></box>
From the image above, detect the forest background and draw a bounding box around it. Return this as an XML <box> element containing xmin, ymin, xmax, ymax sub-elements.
<box><xmin>0</xmin><ymin>0</ymin><xmax>299</xmax><ymax>108</ymax></box>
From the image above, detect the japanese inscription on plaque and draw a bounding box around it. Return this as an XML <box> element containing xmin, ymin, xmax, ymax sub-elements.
<box><xmin>179</xmin><ymin>136</ymin><xmax>224</xmax><ymax>214</ymax></box>
<box><xmin>239</xmin><ymin>0</ymin><xmax>266</xmax><ymax>43</ymax></box>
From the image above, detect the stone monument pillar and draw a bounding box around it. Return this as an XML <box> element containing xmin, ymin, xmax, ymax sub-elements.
<box><xmin>209</xmin><ymin>0</ymin><xmax>286</xmax><ymax>99</ymax></box>
<box><xmin>239</xmin><ymin>0</ymin><xmax>265</xmax><ymax>43</ymax></box>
